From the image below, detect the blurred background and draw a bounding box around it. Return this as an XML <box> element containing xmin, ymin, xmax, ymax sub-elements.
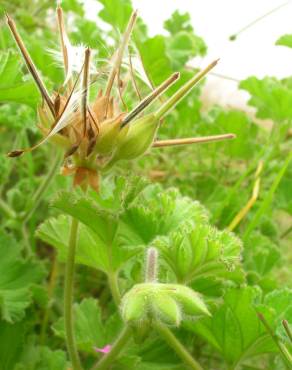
<box><xmin>85</xmin><ymin>0</ymin><xmax>292</xmax><ymax>112</ymax></box>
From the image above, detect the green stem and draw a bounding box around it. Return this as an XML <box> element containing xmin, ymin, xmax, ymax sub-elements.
<box><xmin>0</xmin><ymin>198</ymin><xmax>16</xmax><ymax>219</ymax></box>
<box><xmin>107</xmin><ymin>272</ymin><xmax>121</xmax><ymax>306</ymax></box>
<box><xmin>40</xmin><ymin>254</ymin><xmax>59</xmax><ymax>344</ymax></box>
<box><xmin>229</xmin><ymin>1</ymin><xmax>289</xmax><ymax>40</ymax></box>
<box><xmin>22</xmin><ymin>151</ymin><xmax>62</xmax><ymax>223</ymax></box>
<box><xmin>283</xmin><ymin>320</ymin><xmax>292</xmax><ymax>343</ymax></box>
<box><xmin>91</xmin><ymin>325</ymin><xmax>132</xmax><ymax>370</ymax></box>
<box><xmin>64</xmin><ymin>217</ymin><xmax>82</xmax><ymax>370</ymax></box>
<box><xmin>154</xmin><ymin>323</ymin><xmax>203</xmax><ymax>370</ymax></box>
<box><xmin>281</xmin><ymin>224</ymin><xmax>292</xmax><ymax>239</ymax></box>
<box><xmin>257</xmin><ymin>313</ymin><xmax>292</xmax><ymax>368</ymax></box>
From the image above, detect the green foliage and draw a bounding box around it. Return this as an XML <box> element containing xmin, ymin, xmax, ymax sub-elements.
<box><xmin>98</xmin><ymin>0</ymin><xmax>133</xmax><ymax>31</ymax></box>
<box><xmin>189</xmin><ymin>287</ymin><xmax>278</xmax><ymax>368</ymax></box>
<box><xmin>0</xmin><ymin>51</ymin><xmax>39</xmax><ymax>107</ymax></box>
<box><xmin>154</xmin><ymin>224</ymin><xmax>243</xmax><ymax>284</ymax></box>
<box><xmin>0</xmin><ymin>1</ymin><xmax>292</xmax><ymax>370</ymax></box>
<box><xmin>37</xmin><ymin>181</ymin><xmax>208</xmax><ymax>274</ymax></box>
<box><xmin>53</xmin><ymin>298</ymin><xmax>122</xmax><ymax>353</ymax></box>
<box><xmin>0</xmin><ymin>232</ymin><xmax>44</xmax><ymax>323</ymax></box>
<box><xmin>0</xmin><ymin>320</ymin><xmax>25</xmax><ymax>370</ymax></box>
<box><xmin>240</xmin><ymin>76</ymin><xmax>292</xmax><ymax>122</ymax></box>
<box><xmin>15</xmin><ymin>346</ymin><xmax>67</xmax><ymax>370</ymax></box>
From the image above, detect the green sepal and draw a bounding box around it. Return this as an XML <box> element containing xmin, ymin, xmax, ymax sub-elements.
<box><xmin>167</xmin><ymin>284</ymin><xmax>211</xmax><ymax>317</ymax></box>
<box><xmin>152</xmin><ymin>292</ymin><xmax>181</xmax><ymax>326</ymax></box>
<box><xmin>121</xmin><ymin>289</ymin><xmax>148</xmax><ymax>323</ymax></box>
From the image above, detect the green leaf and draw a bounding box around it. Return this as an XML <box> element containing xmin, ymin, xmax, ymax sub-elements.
<box><xmin>164</xmin><ymin>11</ymin><xmax>206</xmax><ymax>69</ymax></box>
<box><xmin>37</xmin><ymin>214</ymin><xmax>138</xmax><ymax>273</ymax></box>
<box><xmin>200</xmin><ymin>110</ymin><xmax>260</xmax><ymax>159</ymax></box>
<box><xmin>136</xmin><ymin>35</ymin><xmax>173</xmax><ymax>86</ymax></box>
<box><xmin>0</xmin><ymin>51</ymin><xmax>40</xmax><ymax>107</ymax></box>
<box><xmin>98</xmin><ymin>0</ymin><xmax>133</xmax><ymax>31</ymax></box>
<box><xmin>240</xmin><ymin>76</ymin><xmax>292</xmax><ymax>122</ymax></box>
<box><xmin>188</xmin><ymin>287</ymin><xmax>276</xmax><ymax>367</ymax></box>
<box><xmin>52</xmin><ymin>191</ymin><xmax>119</xmax><ymax>246</ymax></box>
<box><xmin>14</xmin><ymin>345</ymin><xmax>67</xmax><ymax>370</ymax></box>
<box><xmin>120</xmin><ymin>185</ymin><xmax>209</xmax><ymax>245</ymax></box>
<box><xmin>244</xmin><ymin>233</ymin><xmax>281</xmax><ymax>276</ymax></box>
<box><xmin>0</xmin><ymin>320</ymin><xmax>25</xmax><ymax>370</ymax></box>
<box><xmin>70</xmin><ymin>18</ymin><xmax>106</xmax><ymax>51</ymax></box>
<box><xmin>276</xmin><ymin>34</ymin><xmax>292</xmax><ymax>48</ymax></box>
<box><xmin>38</xmin><ymin>183</ymin><xmax>207</xmax><ymax>274</ymax></box>
<box><xmin>0</xmin><ymin>232</ymin><xmax>44</xmax><ymax>323</ymax></box>
<box><xmin>164</xmin><ymin>11</ymin><xmax>193</xmax><ymax>35</ymax></box>
<box><xmin>61</xmin><ymin>0</ymin><xmax>85</xmax><ymax>15</ymax></box>
<box><xmin>53</xmin><ymin>298</ymin><xmax>122</xmax><ymax>353</ymax></box>
<box><xmin>154</xmin><ymin>224</ymin><xmax>243</xmax><ymax>284</ymax></box>
<box><xmin>166</xmin><ymin>31</ymin><xmax>206</xmax><ymax>70</ymax></box>
<box><xmin>263</xmin><ymin>289</ymin><xmax>292</xmax><ymax>343</ymax></box>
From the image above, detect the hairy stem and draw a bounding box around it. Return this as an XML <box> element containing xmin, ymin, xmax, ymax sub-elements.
<box><xmin>107</xmin><ymin>272</ymin><xmax>121</xmax><ymax>306</ymax></box>
<box><xmin>91</xmin><ymin>325</ymin><xmax>132</xmax><ymax>370</ymax></box>
<box><xmin>145</xmin><ymin>247</ymin><xmax>159</xmax><ymax>282</ymax></box>
<box><xmin>154</xmin><ymin>323</ymin><xmax>203</xmax><ymax>370</ymax></box>
<box><xmin>64</xmin><ymin>217</ymin><xmax>82</xmax><ymax>370</ymax></box>
<box><xmin>40</xmin><ymin>253</ymin><xmax>59</xmax><ymax>344</ymax></box>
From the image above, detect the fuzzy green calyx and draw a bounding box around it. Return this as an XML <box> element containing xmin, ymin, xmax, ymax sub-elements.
<box><xmin>121</xmin><ymin>282</ymin><xmax>210</xmax><ymax>327</ymax></box>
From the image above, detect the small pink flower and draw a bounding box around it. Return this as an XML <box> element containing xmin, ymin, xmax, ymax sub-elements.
<box><xmin>94</xmin><ymin>344</ymin><xmax>112</xmax><ymax>354</ymax></box>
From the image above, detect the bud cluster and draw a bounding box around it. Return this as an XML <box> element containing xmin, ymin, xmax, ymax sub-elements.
<box><xmin>121</xmin><ymin>248</ymin><xmax>210</xmax><ymax>327</ymax></box>
<box><xmin>121</xmin><ymin>282</ymin><xmax>210</xmax><ymax>327</ymax></box>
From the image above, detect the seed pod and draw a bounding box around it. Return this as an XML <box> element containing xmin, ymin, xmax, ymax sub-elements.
<box><xmin>112</xmin><ymin>113</ymin><xmax>159</xmax><ymax>161</ymax></box>
<box><xmin>94</xmin><ymin>115</ymin><xmax>125</xmax><ymax>155</ymax></box>
<box><xmin>152</xmin><ymin>292</ymin><xmax>181</xmax><ymax>326</ymax></box>
<box><xmin>121</xmin><ymin>288</ymin><xmax>148</xmax><ymax>323</ymax></box>
<box><xmin>167</xmin><ymin>285</ymin><xmax>211</xmax><ymax>317</ymax></box>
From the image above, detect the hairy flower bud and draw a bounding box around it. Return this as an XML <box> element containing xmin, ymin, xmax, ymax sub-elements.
<box><xmin>121</xmin><ymin>282</ymin><xmax>210</xmax><ymax>327</ymax></box>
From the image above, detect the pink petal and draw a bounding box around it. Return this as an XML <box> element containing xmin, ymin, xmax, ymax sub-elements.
<box><xmin>94</xmin><ymin>344</ymin><xmax>112</xmax><ymax>354</ymax></box>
